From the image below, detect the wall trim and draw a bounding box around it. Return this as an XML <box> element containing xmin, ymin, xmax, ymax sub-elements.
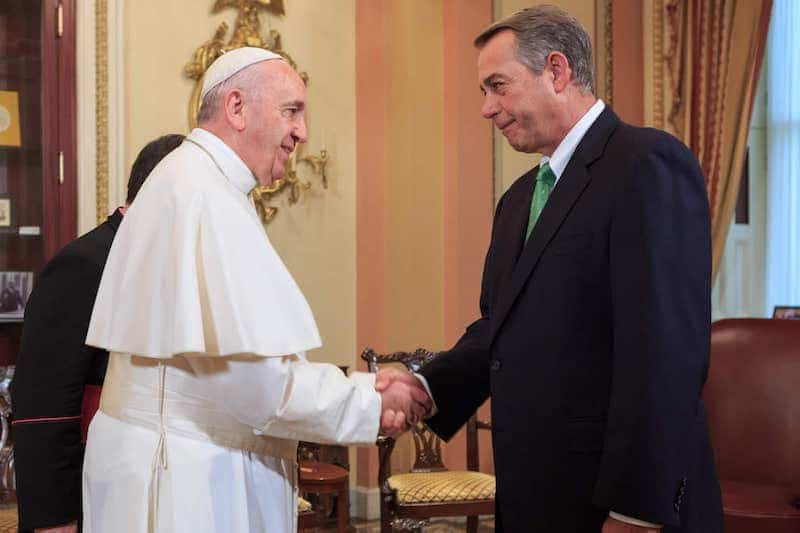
<box><xmin>351</xmin><ymin>486</ymin><xmax>380</xmax><ymax>520</ymax></box>
<box><xmin>86</xmin><ymin>0</ymin><xmax>125</xmax><ymax>227</ymax></box>
<box><xmin>76</xmin><ymin>0</ymin><xmax>97</xmax><ymax>234</ymax></box>
<box><xmin>94</xmin><ymin>0</ymin><xmax>108</xmax><ymax>224</ymax></box>
<box><xmin>108</xmin><ymin>0</ymin><xmax>126</xmax><ymax>209</ymax></box>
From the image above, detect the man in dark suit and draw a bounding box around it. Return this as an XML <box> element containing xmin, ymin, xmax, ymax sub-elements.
<box><xmin>377</xmin><ymin>5</ymin><xmax>722</xmax><ymax>532</ymax></box>
<box><xmin>10</xmin><ymin>134</ymin><xmax>184</xmax><ymax>533</ymax></box>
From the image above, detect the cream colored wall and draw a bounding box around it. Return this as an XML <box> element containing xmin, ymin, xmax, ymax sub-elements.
<box><xmin>492</xmin><ymin>0</ymin><xmax>597</xmax><ymax>199</ymax></box>
<box><xmin>123</xmin><ymin>1</ymin><xmax>357</xmax><ymax>368</ymax></box>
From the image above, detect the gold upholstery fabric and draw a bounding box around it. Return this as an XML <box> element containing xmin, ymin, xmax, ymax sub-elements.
<box><xmin>0</xmin><ymin>505</ymin><xmax>17</xmax><ymax>533</ymax></box>
<box><xmin>298</xmin><ymin>497</ymin><xmax>313</xmax><ymax>513</ymax></box>
<box><xmin>388</xmin><ymin>471</ymin><xmax>495</xmax><ymax>504</ymax></box>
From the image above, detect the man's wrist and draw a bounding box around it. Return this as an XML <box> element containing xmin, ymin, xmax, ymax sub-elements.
<box><xmin>412</xmin><ymin>372</ymin><xmax>438</xmax><ymax>417</ymax></box>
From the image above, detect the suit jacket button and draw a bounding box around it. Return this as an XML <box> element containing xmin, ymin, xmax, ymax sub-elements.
<box><xmin>491</xmin><ymin>360</ymin><xmax>502</xmax><ymax>371</ymax></box>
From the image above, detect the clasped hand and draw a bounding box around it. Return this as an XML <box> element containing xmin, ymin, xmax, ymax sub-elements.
<box><xmin>374</xmin><ymin>368</ymin><xmax>432</xmax><ymax>438</ymax></box>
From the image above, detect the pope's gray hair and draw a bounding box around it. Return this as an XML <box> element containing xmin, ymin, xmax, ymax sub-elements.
<box><xmin>196</xmin><ymin>64</ymin><xmax>268</xmax><ymax>124</ymax></box>
<box><xmin>474</xmin><ymin>5</ymin><xmax>594</xmax><ymax>94</ymax></box>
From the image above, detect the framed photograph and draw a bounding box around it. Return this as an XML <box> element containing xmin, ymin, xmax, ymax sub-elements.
<box><xmin>0</xmin><ymin>271</ymin><xmax>33</xmax><ymax>321</ymax></box>
<box><xmin>0</xmin><ymin>198</ymin><xmax>10</xmax><ymax>227</ymax></box>
<box><xmin>0</xmin><ymin>90</ymin><xmax>21</xmax><ymax>147</ymax></box>
<box><xmin>773</xmin><ymin>306</ymin><xmax>800</xmax><ymax>320</ymax></box>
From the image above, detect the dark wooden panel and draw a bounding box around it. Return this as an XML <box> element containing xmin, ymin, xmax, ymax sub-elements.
<box><xmin>0</xmin><ymin>0</ymin><xmax>46</xmax><ymax>274</ymax></box>
<box><xmin>55</xmin><ymin>0</ymin><xmax>77</xmax><ymax>256</ymax></box>
<box><xmin>0</xmin><ymin>0</ymin><xmax>76</xmax><ymax>362</ymax></box>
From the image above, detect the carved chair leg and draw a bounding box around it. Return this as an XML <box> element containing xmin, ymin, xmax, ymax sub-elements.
<box><xmin>380</xmin><ymin>497</ymin><xmax>392</xmax><ymax>533</ymax></box>
<box><xmin>467</xmin><ymin>515</ymin><xmax>479</xmax><ymax>533</ymax></box>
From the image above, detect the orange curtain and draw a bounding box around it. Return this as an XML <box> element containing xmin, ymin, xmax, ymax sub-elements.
<box><xmin>666</xmin><ymin>0</ymin><xmax>772</xmax><ymax>280</ymax></box>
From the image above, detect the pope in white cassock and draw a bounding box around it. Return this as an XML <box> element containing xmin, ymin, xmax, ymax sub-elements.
<box><xmin>82</xmin><ymin>48</ymin><xmax>429</xmax><ymax>532</ymax></box>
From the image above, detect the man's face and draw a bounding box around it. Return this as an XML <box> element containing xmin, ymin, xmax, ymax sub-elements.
<box><xmin>478</xmin><ymin>31</ymin><xmax>561</xmax><ymax>155</ymax></box>
<box><xmin>242</xmin><ymin>61</ymin><xmax>308</xmax><ymax>186</ymax></box>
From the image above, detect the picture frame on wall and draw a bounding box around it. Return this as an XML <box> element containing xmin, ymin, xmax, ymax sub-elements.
<box><xmin>0</xmin><ymin>271</ymin><xmax>33</xmax><ymax>321</ymax></box>
<box><xmin>0</xmin><ymin>90</ymin><xmax>22</xmax><ymax>147</ymax></box>
<box><xmin>0</xmin><ymin>197</ymin><xmax>10</xmax><ymax>227</ymax></box>
<box><xmin>773</xmin><ymin>306</ymin><xmax>800</xmax><ymax>320</ymax></box>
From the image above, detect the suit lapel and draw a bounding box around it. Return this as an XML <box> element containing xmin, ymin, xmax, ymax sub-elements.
<box><xmin>488</xmin><ymin>107</ymin><xmax>621</xmax><ymax>344</ymax></box>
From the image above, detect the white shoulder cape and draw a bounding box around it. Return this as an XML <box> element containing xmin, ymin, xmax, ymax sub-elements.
<box><xmin>87</xmin><ymin>139</ymin><xmax>321</xmax><ymax>358</ymax></box>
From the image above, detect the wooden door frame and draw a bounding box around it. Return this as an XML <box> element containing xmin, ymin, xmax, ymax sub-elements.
<box><xmin>41</xmin><ymin>0</ymin><xmax>77</xmax><ymax>261</ymax></box>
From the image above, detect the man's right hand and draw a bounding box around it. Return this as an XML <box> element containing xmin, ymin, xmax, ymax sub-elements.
<box><xmin>35</xmin><ymin>521</ymin><xmax>78</xmax><ymax>533</ymax></box>
<box><xmin>375</xmin><ymin>368</ymin><xmax>431</xmax><ymax>438</ymax></box>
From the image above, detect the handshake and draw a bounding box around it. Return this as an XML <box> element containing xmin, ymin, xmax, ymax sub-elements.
<box><xmin>375</xmin><ymin>368</ymin><xmax>433</xmax><ymax>439</ymax></box>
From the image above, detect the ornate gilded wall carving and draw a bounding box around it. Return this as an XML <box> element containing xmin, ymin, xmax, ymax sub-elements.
<box><xmin>595</xmin><ymin>0</ymin><xmax>614</xmax><ymax>106</ymax></box>
<box><xmin>95</xmin><ymin>0</ymin><xmax>108</xmax><ymax>224</ymax></box>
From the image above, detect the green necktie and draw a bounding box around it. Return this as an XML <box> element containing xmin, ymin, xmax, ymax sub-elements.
<box><xmin>525</xmin><ymin>162</ymin><xmax>556</xmax><ymax>242</ymax></box>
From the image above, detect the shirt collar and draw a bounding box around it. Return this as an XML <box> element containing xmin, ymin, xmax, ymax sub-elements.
<box><xmin>541</xmin><ymin>99</ymin><xmax>605</xmax><ymax>184</ymax></box>
<box><xmin>186</xmin><ymin>128</ymin><xmax>257</xmax><ymax>195</ymax></box>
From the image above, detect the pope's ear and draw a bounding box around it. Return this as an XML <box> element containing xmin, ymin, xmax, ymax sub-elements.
<box><xmin>222</xmin><ymin>89</ymin><xmax>247</xmax><ymax>131</ymax></box>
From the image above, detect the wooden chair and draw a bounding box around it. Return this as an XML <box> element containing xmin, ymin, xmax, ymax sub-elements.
<box><xmin>704</xmin><ymin>319</ymin><xmax>800</xmax><ymax>532</ymax></box>
<box><xmin>361</xmin><ymin>348</ymin><xmax>495</xmax><ymax>532</ymax></box>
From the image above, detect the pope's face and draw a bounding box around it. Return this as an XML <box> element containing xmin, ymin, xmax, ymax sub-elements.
<box><xmin>477</xmin><ymin>31</ymin><xmax>561</xmax><ymax>155</ymax></box>
<box><xmin>244</xmin><ymin>61</ymin><xmax>308</xmax><ymax>186</ymax></box>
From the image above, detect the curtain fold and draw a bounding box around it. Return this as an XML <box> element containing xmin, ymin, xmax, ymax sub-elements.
<box><xmin>765</xmin><ymin>0</ymin><xmax>800</xmax><ymax>314</ymax></box>
<box><xmin>666</xmin><ymin>0</ymin><xmax>772</xmax><ymax>280</ymax></box>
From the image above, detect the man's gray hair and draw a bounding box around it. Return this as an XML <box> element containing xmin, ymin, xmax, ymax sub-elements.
<box><xmin>196</xmin><ymin>64</ymin><xmax>266</xmax><ymax>124</ymax></box>
<box><xmin>474</xmin><ymin>5</ymin><xmax>594</xmax><ymax>94</ymax></box>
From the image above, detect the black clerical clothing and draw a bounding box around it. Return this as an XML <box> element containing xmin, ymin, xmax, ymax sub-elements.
<box><xmin>419</xmin><ymin>107</ymin><xmax>723</xmax><ymax>532</ymax></box>
<box><xmin>11</xmin><ymin>210</ymin><xmax>121</xmax><ymax>532</ymax></box>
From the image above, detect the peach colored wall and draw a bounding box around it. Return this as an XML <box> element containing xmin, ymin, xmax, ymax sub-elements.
<box><xmin>442</xmin><ymin>0</ymin><xmax>494</xmax><ymax>473</ymax></box>
<box><xmin>355</xmin><ymin>0</ymin><xmax>386</xmax><ymax>489</ymax></box>
<box><xmin>356</xmin><ymin>0</ymin><xmax>447</xmax><ymax>486</ymax></box>
<box><xmin>355</xmin><ymin>0</ymin><xmax>494</xmax><ymax>493</ymax></box>
<box><xmin>383</xmin><ymin>1</ymin><xmax>445</xmax><ymax>356</ymax></box>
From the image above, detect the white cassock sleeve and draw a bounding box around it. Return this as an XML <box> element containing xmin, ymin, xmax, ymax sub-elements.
<box><xmin>184</xmin><ymin>353</ymin><xmax>381</xmax><ymax>445</ymax></box>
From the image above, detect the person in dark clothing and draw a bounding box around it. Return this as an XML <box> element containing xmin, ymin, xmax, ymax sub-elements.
<box><xmin>11</xmin><ymin>134</ymin><xmax>185</xmax><ymax>533</ymax></box>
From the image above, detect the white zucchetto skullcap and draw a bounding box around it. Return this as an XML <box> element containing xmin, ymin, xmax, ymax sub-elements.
<box><xmin>200</xmin><ymin>47</ymin><xmax>284</xmax><ymax>101</ymax></box>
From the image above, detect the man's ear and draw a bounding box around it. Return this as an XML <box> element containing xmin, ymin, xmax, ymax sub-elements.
<box><xmin>223</xmin><ymin>89</ymin><xmax>247</xmax><ymax>131</ymax></box>
<box><xmin>547</xmin><ymin>51</ymin><xmax>572</xmax><ymax>93</ymax></box>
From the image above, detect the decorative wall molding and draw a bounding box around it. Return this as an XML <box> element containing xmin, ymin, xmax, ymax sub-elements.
<box><xmin>108</xmin><ymin>0</ymin><xmax>126</xmax><ymax>211</ymax></box>
<box><xmin>652</xmin><ymin>0</ymin><xmax>666</xmax><ymax>129</ymax></box>
<box><xmin>77</xmin><ymin>0</ymin><xmax>125</xmax><ymax>231</ymax></box>
<box><xmin>76</xmin><ymin>0</ymin><xmax>97</xmax><ymax>234</ymax></box>
<box><xmin>595</xmin><ymin>0</ymin><xmax>613</xmax><ymax>105</ymax></box>
<box><xmin>351</xmin><ymin>486</ymin><xmax>380</xmax><ymax>520</ymax></box>
<box><xmin>643</xmin><ymin>0</ymin><xmax>672</xmax><ymax>131</ymax></box>
<box><xmin>94</xmin><ymin>0</ymin><xmax>108</xmax><ymax>224</ymax></box>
